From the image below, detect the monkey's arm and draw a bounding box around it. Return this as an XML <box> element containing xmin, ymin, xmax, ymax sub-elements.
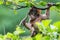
<box><xmin>41</xmin><ymin>8</ymin><xmax>50</xmax><ymax>20</ymax></box>
<box><xmin>41</xmin><ymin>3</ymin><xmax>54</xmax><ymax>19</ymax></box>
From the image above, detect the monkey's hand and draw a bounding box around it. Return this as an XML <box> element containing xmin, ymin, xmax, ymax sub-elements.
<box><xmin>21</xmin><ymin>15</ymin><xmax>28</xmax><ymax>26</ymax></box>
<box><xmin>47</xmin><ymin>3</ymin><xmax>57</xmax><ymax>7</ymax></box>
<box><xmin>22</xmin><ymin>19</ymin><xmax>26</xmax><ymax>25</ymax></box>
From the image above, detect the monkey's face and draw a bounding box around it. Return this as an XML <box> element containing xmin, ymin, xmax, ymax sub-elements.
<box><xmin>29</xmin><ymin>12</ymin><xmax>40</xmax><ymax>20</ymax></box>
<box><xmin>29</xmin><ymin>7</ymin><xmax>41</xmax><ymax>19</ymax></box>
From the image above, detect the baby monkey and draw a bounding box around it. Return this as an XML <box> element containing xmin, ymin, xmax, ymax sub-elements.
<box><xmin>22</xmin><ymin>3</ymin><xmax>56</xmax><ymax>37</ymax></box>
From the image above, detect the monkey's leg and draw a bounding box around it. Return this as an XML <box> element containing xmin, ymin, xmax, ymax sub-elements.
<box><xmin>23</xmin><ymin>22</ymin><xmax>35</xmax><ymax>36</ymax></box>
<box><xmin>23</xmin><ymin>22</ymin><xmax>39</xmax><ymax>37</ymax></box>
<box><xmin>31</xmin><ymin>27</ymin><xmax>39</xmax><ymax>37</ymax></box>
<box><xmin>25</xmin><ymin>23</ymin><xmax>37</xmax><ymax>37</ymax></box>
<box><xmin>22</xmin><ymin>20</ymin><xmax>40</xmax><ymax>37</ymax></box>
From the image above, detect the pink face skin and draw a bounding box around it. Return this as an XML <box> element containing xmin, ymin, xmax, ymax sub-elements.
<box><xmin>30</xmin><ymin>15</ymin><xmax>36</xmax><ymax>19</ymax></box>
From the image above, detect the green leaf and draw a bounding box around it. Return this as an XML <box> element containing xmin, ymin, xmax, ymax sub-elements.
<box><xmin>16</xmin><ymin>25</ymin><xmax>25</xmax><ymax>34</ymax></box>
<box><xmin>0</xmin><ymin>1</ymin><xmax>3</xmax><ymax>5</ymax></box>
<box><xmin>25</xmin><ymin>1</ymin><xmax>33</xmax><ymax>7</ymax></box>
<box><xmin>13</xmin><ymin>10</ymin><xmax>17</xmax><ymax>14</ymax></box>
<box><xmin>39</xmin><ymin>1</ymin><xmax>47</xmax><ymax>6</ymax></box>
<box><xmin>56</xmin><ymin>2</ymin><xmax>60</xmax><ymax>9</ymax></box>
<box><xmin>34</xmin><ymin>33</ymin><xmax>42</xmax><ymax>40</ymax></box>
<box><xmin>43</xmin><ymin>36</ymin><xmax>50</xmax><ymax>40</ymax></box>
<box><xmin>42</xmin><ymin>20</ymin><xmax>52</xmax><ymax>27</ymax></box>
<box><xmin>53</xmin><ymin>21</ymin><xmax>60</xmax><ymax>32</ymax></box>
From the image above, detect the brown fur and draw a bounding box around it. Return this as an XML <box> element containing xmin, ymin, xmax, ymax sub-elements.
<box><xmin>22</xmin><ymin>4</ymin><xmax>52</xmax><ymax>37</ymax></box>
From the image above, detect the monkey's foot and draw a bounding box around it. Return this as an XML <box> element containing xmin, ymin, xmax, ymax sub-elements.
<box><xmin>31</xmin><ymin>30</ymin><xmax>38</xmax><ymax>37</ymax></box>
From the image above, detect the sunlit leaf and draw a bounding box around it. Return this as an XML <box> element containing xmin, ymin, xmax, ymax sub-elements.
<box><xmin>42</xmin><ymin>20</ymin><xmax>52</xmax><ymax>27</ymax></box>
<box><xmin>34</xmin><ymin>33</ymin><xmax>42</xmax><ymax>40</ymax></box>
<box><xmin>19</xmin><ymin>0</ymin><xmax>23</xmax><ymax>1</ymax></box>
<box><xmin>6</xmin><ymin>2</ymin><xmax>10</xmax><ymax>5</ymax></box>
<box><xmin>13</xmin><ymin>10</ymin><xmax>17</xmax><ymax>14</ymax></box>
<box><xmin>31</xmin><ymin>0</ymin><xmax>36</xmax><ymax>2</ymax></box>
<box><xmin>3</xmin><ymin>33</ymin><xmax>13</xmax><ymax>40</ymax></box>
<box><xmin>15</xmin><ymin>25</ymin><xmax>25</xmax><ymax>34</ymax></box>
<box><xmin>58</xmin><ymin>35</ymin><xmax>60</xmax><ymax>40</ymax></box>
<box><xmin>56</xmin><ymin>2</ymin><xmax>60</xmax><ymax>9</ymax></box>
<box><xmin>39</xmin><ymin>1</ymin><xmax>47</xmax><ymax>6</ymax></box>
<box><xmin>0</xmin><ymin>1</ymin><xmax>3</xmax><ymax>5</ymax></box>
<box><xmin>7</xmin><ymin>0</ymin><xmax>12</xmax><ymax>2</ymax></box>
<box><xmin>43</xmin><ymin>36</ymin><xmax>50</xmax><ymax>40</ymax></box>
<box><xmin>50</xmin><ymin>25</ymin><xmax>57</xmax><ymax>30</ymax></box>
<box><xmin>0</xmin><ymin>38</ymin><xmax>3</xmax><ymax>40</ymax></box>
<box><xmin>22</xmin><ymin>36</ymin><xmax>32</xmax><ymax>40</ymax></box>
<box><xmin>53</xmin><ymin>21</ymin><xmax>60</xmax><ymax>32</ymax></box>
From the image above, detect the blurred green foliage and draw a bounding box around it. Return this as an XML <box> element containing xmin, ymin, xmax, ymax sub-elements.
<box><xmin>0</xmin><ymin>26</ymin><xmax>25</xmax><ymax>40</ymax></box>
<box><xmin>0</xmin><ymin>20</ymin><xmax>60</xmax><ymax>40</ymax></box>
<box><xmin>0</xmin><ymin>0</ymin><xmax>60</xmax><ymax>39</ymax></box>
<box><xmin>0</xmin><ymin>5</ymin><xmax>30</xmax><ymax>34</ymax></box>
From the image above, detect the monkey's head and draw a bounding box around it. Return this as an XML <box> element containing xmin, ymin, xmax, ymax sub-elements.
<box><xmin>29</xmin><ymin>6</ymin><xmax>41</xmax><ymax>19</ymax></box>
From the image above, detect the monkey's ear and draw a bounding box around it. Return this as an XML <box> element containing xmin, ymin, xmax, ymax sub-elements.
<box><xmin>37</xmin><ymin>9</ymin><xmax>41</xmax><ymax>14</ymax></box>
